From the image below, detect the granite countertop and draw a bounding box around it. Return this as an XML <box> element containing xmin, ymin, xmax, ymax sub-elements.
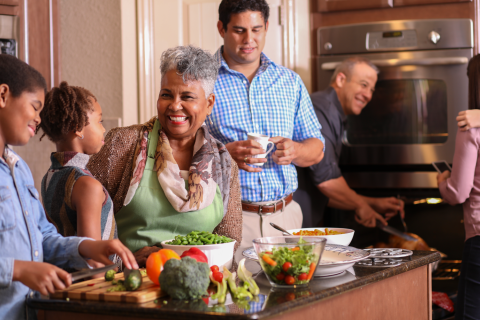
<box><xmin>28</xmin><ymin>251</ymin><xmax>441</xmax><ymax>320</ymax></box>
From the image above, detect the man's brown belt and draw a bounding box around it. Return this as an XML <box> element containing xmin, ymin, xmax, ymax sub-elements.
<box><xmin>241</xmin><ymin>193</ymin><xmax>293</xmax><ymax>214</ymax></box>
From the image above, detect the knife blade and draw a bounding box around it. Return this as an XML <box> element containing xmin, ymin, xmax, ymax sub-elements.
<box><xmin>378</xmin><ymin>224</ymin><xmax>418</xmax><ymax>242</ymax></box>
<box><xmin>70</xmin><ymin>263</ymin><xmax>118</xmax><ymax>282</ymax></box>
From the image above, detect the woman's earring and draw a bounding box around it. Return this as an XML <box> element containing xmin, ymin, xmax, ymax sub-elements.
<box><xmin>208</xmin><ymin>114</ymin><xmax>213</xmax><ymax>125</ymax></box>
<box><xmin>78</xmin><ymin>134</ymin><xmax>84</xmax><ymax>140</ymax></box>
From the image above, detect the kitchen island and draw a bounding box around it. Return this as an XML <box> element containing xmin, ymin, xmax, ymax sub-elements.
<box><xmin>29</xmin><ymin>251</ymin><xmax>441</xmax><ymax>320</ymax></box>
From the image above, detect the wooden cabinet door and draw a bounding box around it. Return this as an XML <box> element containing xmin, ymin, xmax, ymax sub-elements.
<box><xmin>0</xmin><ymin>0</ymin><xmax>19</xmax><ymax>15</ymax></box>
<box><xmin>394</xmin><ymin>0</ymin><xmax>470</xmax><ymax>6</ymax></box>
<box><xmin>316</xmin><ymin>0</ymin><xmax>393</xmax><ymax>12</ymax></box>
<box><xmin>0</xmin><ymin>0</ymin><xmax>19</xmax><ymax>5</ymax></box>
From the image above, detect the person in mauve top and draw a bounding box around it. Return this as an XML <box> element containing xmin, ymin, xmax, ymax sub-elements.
<box><xmin>206</xmin><ymin>0</ymin><xmax>325</xmax><ymax>255</ymax></box>
<box><xmin>438</xmin><ymin>54</ymin><xmax>480</xmax><ymax>320</ymax></box>
<box><xmin>0</xmin><ymin>54</ymin><xmax>137</xmax><ymax>320</ymax></box>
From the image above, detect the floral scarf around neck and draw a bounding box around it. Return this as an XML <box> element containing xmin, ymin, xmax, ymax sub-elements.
<box><xmin>124</xmin><ymin>118</ymin><xmax>232</xmax><ymax>216</ymax></box>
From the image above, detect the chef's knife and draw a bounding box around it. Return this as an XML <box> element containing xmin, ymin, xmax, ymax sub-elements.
<box><xmin>377</xmin><ymin>223</ymin><xmax>418</xmax><ymax>242</ymax></box>
<box><xmin>70</xmin><ymin>263</ymin><xmax>118</xmax><ymax>282</ymax></box>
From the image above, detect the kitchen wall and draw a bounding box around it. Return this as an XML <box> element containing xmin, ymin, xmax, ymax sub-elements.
<box><xmin>12</xmin><ymin>0</ymin><xmax>137</xmax><ymax>195</ymax></box>
<box><xmin>60</xmin><ymin>0</ymin><xmax>123</xmax><ymax>122</ymax></box>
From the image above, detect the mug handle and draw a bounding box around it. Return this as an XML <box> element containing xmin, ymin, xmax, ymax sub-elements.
<box><xmin>264</xmin><ymin>141</ymin><xmax>275</xmax><ymax>155</ymax></box>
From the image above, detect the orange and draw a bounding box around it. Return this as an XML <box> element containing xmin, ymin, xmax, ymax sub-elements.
<box><xmin>146</xmin><ymin>249</ymin><xmax>180</xmax><ymax>285</ymax></box>
<box><xmin>158</xmin><ymin>249</ymin><xmax>180</xmax><ymax>262</ymax></box>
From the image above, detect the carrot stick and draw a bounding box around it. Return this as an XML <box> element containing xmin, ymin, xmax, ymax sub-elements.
<box><xmin>306</xmin><ymin>262</ymin><xmax>316</xmax><ymax>280</ymax></box>
<box><xmin>291</xmin><ymin>247</ymin><xmax>300</xmax><ymax>251</ymax></box>
<box><xmin>262</xmin><ymin>254</ymin><xmax>277</xmax><ymax>267</ymax></box>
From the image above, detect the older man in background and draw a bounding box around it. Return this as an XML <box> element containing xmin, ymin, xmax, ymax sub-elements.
<box><xmin>295</xmin><ymin>57</ymin><xmax>404</xmax><ymax>229</ymax></box>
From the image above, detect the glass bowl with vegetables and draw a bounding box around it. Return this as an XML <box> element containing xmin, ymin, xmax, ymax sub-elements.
<box><xmin>161</xmin><ymin>231</ymin><xmax>236</xmax><ymax>269</ymax></box>
<box><xmin>253</xmin><ymin>236</ymin><xmax>326</xmax><ymax>288</ymax></box>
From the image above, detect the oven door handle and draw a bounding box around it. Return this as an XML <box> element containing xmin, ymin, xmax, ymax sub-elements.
<box><xmin>321</xmin><ymin>57</ymin><xmax>469</xmax><ymax>70</ymax></box>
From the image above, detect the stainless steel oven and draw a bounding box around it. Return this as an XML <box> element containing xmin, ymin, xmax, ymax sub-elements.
<box><xmin>316</xmin><ymin>19</ymin><xmax>473</xmax><ymax>188</ymax></box>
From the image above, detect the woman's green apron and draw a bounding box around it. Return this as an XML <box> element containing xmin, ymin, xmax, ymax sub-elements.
<box><xmin>116</xmin><ymin>120</ymin><xmax>224</xmax><ymax>253</ymax></box>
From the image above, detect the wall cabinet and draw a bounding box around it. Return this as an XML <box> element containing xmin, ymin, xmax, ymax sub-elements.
<box><xmin>317</xmin><ymin>0</ymin><xmax>470</xmax><ymax>12</ymax></box>
<box><xmin>317</xmin><ymin>0</ymin><xmax>392</xmax><ymax>12</ymax></box>
<box><xmin>394</xmin><ymin>0</ymin><xmax>470</xmax><ymax>5</ymax></box>
<box><xmin>0</xmin><ymin>0</ymin><xmax>19</xmax><ymax>15</ymax></box>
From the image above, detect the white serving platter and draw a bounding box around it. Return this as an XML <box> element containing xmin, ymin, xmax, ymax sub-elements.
<box><xmin>243</xmin><ymin>244</ymin><xmax>370</xmax><ymax>277</ymax></box>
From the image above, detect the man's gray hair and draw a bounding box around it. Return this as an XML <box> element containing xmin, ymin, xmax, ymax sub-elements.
<box><xmin>160</xmin><ymin>45</ymin><xmax>220</xmax><ymax>98</ymax></box>
<box><xmin>330</xmin><ymin>57</ymin><xmax>379</xmax><ymax>85</ymax></box>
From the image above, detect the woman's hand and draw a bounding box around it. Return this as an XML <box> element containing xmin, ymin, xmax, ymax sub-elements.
<box><xmin>13</xmin><ymin>260</ymin><xmax>71</xmax><ymax>296</ymax></box>
<box><xmin>133</xmin><ymin>246</ymin><xmax>161</xmax><ymax>268</ymax></box>
<box><xmin>437</xmin><ymin>170</ymin><xmax>451</xmax><ymax>186</ymax></box>
<box><xmin>457</xmin><ymin>110</ymin><xmax>480</xmax><ymax>131</ymax></box>
<box><xmin>78</xmin><ymin>239</ymin><xmax>138</xmax><ymax>270</ymax></box>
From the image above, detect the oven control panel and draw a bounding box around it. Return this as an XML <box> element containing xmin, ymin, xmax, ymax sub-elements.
<box><xmin>366</xmin><ymin>30</ymin><xmax>417</xmax><ymax>50</ymax></box>
<box><xmin>317</xmin><ymin>19</ymin><xmax>472</xmax><ymax>55</ymax></box>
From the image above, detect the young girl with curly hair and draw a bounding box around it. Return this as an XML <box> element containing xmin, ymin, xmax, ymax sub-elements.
<box><xmin>0</xmin><ymin>54</ymin><xmax>137</xmax><ymax>320</ymax></box>
<box><xmin>39</xmin><ymin>82</ymin><xmax>119</xmax><ymax>269</ymax></box>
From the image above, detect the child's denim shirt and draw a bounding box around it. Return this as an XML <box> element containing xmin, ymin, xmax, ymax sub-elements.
<box><xmin>0</xmin><ymin>148</ymin><xmax>91</xmax><ymax>320</ymax></box>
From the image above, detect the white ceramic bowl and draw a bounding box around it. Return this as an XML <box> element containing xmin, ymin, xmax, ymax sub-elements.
<box><xmin>161</xmin><ymin>239</ymin><xmax>236</xmax><ymax>269</ymax></box>
<box><xmin>285</xmin><ymin>228</ymin><xmax>354</xmax><ymax>246</ymax></box>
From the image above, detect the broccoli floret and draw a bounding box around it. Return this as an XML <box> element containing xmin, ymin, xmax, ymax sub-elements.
<box><xmin>159</xmin><ymin>256</ymin><xmax>210</xmax><ymax>300</ymax></box>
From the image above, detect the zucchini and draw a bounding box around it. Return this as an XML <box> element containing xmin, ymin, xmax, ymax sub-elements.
<box><xmin>124</xmin><ymin>270</ymin><xmax>142</xmax><ymax>291</ymax></box>
<box><xmin>105</xmin><ymin>269</ymin><xmax>116</xmax><ymax>281</ymax></box>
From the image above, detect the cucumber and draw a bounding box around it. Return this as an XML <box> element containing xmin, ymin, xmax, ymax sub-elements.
<box><xmin>105</xmin><ymin>269</ymin><xmax>116</xmax><ymax>281</ymax></box>
<box><xmin>124</xmin><ymin>270</ymin><xmax>142</xmax><ymax>291</ymax></box>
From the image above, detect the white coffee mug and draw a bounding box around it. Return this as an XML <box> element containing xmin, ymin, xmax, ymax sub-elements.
<box><xmin>247</xmin><ymin>133</ymin><xmax>275</xmax><ymax>166</ymax></box>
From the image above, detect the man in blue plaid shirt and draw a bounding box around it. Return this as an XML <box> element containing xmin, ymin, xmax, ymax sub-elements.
<box><xmin>207</xmin><ymin>0</ymin><xmax>325</xmax><ymax>254</ymax></box>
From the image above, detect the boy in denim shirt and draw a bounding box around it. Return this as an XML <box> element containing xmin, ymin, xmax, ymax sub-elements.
<box><xmin>0</xmin><ymin>54</ymin><xmax>138</xmax><ymax>319</ymax></box>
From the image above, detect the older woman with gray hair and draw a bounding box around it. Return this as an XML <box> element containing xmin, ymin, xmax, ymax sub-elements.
<box><xmin>88</xmin><ymin>46</ymin><xmax>242</xmax><ymax>266</ymax></box>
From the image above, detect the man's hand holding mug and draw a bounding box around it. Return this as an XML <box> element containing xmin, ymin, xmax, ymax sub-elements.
<box><xmin>269</xmin><ymin>136</ymin><xmax>298</xmax><ymax>166</ymax></box>
<box><xmin>226</xmin><ymin>133</ymin><xmax>275</xmax><ymax>172</ymax></box>
<box><xmin>227</xmin><ymin>133</ymin><xmax>297</xmax><ymax>172</ymax></box>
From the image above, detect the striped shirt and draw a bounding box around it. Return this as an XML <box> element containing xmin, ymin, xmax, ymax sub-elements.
<box><xmin>207</xmin><ymin>47</ymin><xmax>324</xmax><ymax>202</ymax></box>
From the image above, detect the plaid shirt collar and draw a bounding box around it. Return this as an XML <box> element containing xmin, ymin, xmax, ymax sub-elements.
<box><xmin>214</xmin><ymin>46</ymin><xmax>274</xmax><ymax>78</ymax></box>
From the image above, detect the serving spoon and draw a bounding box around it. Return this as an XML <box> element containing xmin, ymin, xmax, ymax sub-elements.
<box><xmin>270</xmin><ymin>222</ymin><xmax>293</xmax><ymax>235</ymax></box>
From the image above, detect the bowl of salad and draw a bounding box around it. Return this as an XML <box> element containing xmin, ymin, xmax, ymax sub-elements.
<box><xmin>253</xmin><ymin>236</ymin><xmax>326</xmax><ymax>288</ymax></box>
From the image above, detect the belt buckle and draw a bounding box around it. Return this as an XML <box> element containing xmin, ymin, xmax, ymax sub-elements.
<box><xmin>259</xmin><ymin>202</ymin><xmax>274</xmax><ymax>216</ymax></box>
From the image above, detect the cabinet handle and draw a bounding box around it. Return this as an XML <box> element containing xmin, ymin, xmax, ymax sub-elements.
<box><xmin>321</xmin><ymin>57</ymin><xmax>469</xmax><ymax>70</ymax></box>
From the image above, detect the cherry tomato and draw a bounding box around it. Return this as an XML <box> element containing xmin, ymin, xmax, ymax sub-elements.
<box><xmin>285</xmin><ymin>292</ymin><xmax>296</xmax><ymax>301</ymax></box>
<box><xmin>210</xmin><ymin>265</ymin><xmax>219</xmax><ymax>273</ymax></box>
<box><xmin>285</xmin><ymin>275</ymin><xmax>295</xmax><ymax>285</ymax></box>
<box><xmin>212</xmin><ymin>271</ymin><xmax>223</xmax><ymax>282</ymax></box>
<box><xmin>282</xmin><ymin>262</ymin><xmax>292</xmax><ymax>272</ymax></box>
<box><xmin>276</xmin><ymin>273</ymin><xmax>286</xmax><ymax>281</ymax></box>
<box><xmin>298</xmin><ymin>273</ymin><xmax>308</xmax><ymax>281</ymax></box>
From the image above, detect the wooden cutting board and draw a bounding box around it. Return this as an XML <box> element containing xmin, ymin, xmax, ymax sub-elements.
<box><xmin>51</xmin><ymin>270</ymin><xmax>166</xmax><ymax>303</ymax></box>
